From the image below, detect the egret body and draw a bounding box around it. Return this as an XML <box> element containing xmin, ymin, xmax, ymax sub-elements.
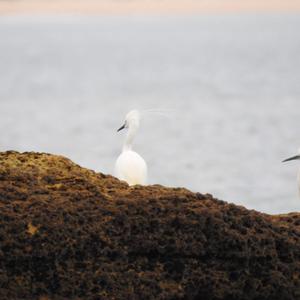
<box><xmin>115</xmin><ymin>110</ymin><xmax>147</xmax><ymax>186</ymax></box>
<box><xmin>283</xmin><ymin>148</ymin><xmax>300</xmax><ymax>196</ymax></box>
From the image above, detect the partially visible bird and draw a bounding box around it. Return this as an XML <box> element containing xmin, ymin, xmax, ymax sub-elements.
<box><xmin>282</xmin><ymin>148</ymin><xmax>300</xmax><ymax>196</ymax></box>
<box><xmin>115</xmin><ymin>110</ymin><xmax>147</xmax><ymax>186</ymax></box>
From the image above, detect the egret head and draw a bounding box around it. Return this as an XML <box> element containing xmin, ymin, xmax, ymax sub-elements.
<box><xmin>117</xmin><ymin>110</ymin><xmax>141</xmax><ymax>132</ymax></box>
<box><xmin>282</xmin><ymin>148</ymin><xmax>300</xmax><ymax>163</ymax></box>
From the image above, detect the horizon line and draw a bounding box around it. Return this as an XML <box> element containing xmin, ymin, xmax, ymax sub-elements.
<box><xmin>0</xmin><ymin>0</ymin><xmax>300</xmax><ymax>15</ymax></box>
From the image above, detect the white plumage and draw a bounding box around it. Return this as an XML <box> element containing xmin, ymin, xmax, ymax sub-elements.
<box><xmin>115</xmin><ymin>110</ymin><xmax>147</xmax><ymax>186</ymax></box>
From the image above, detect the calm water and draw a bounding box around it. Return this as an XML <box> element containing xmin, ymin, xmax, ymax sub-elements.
<box><xmin>0</xmin><ymin>14</ymin><xmax>299</xmax><ymax>213</ymax></box>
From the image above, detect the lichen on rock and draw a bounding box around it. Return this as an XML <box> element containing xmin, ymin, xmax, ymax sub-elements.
<box><xmin>0</xmin><ymin>151</ymin><xmax>299</xmax><ymax>299</ymax></box>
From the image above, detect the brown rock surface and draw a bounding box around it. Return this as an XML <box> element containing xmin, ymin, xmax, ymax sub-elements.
<box><xmin>0</xmin><ymin>151</ymin><xmax>300</xmax><ymax>300</ymax></box>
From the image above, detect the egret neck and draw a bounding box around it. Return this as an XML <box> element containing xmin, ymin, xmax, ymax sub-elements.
<box><xmin>123</xmin><ymin>124</ymin><xmax>138</xmax><ymax>152</ymax></box>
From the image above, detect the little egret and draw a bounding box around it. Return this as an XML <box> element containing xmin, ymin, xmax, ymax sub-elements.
<box><xmin>115</xmin><ymin>110</ymin><xmax>147</xmax><ymax>186</ymax></box>
<box><xmin>283</xmin><ymin>148</ymin><xmax>300</xmax><ymax>195</ymax></box>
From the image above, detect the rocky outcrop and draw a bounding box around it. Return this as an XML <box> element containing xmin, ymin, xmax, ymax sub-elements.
<box><xmin>0</xmin><ymin>151</ymin><xmax>299</xmax><ymax>300</ymax></box>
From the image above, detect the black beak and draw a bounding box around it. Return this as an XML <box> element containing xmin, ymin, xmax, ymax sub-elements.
<box><xmin>282</xmin><ymin>155</ymin><xmax>300</xmax><ymax>163</ymax></box>
<box><xmin>117</xmin><ymin>124</ymin><xmax>126</xmax><ymax>132</ymax></box>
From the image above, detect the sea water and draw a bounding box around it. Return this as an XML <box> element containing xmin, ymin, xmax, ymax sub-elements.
<box><xmin>0</xmin><ymin>14</ymin><xmax>299</xmax><ymax>213</ymax></box>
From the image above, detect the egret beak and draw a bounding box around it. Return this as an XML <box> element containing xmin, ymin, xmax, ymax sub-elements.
<box><xmin>282</xmin><ymin>155</ymin><xmax>300</xmax><ymax>163</ymax></box>
<box><xmin>117</xmin><ymin>124</ymin><xmax>126</xmax><ymax>132</ymax></box>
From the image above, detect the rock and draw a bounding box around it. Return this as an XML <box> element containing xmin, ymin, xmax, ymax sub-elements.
<box><xmin>0</xmin><ymin>151</ymin><xmax>299</xmax><ymax>300</ymax></box>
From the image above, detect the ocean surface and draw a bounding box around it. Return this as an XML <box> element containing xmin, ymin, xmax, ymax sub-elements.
<box><xmin>0</xmin><ymin>14</ymin><xmax>299</xmax><ymax>214</ymax></box>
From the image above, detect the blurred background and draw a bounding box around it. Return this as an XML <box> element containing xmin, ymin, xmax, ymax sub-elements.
<box><xmin>0</xmin><ymin>0</ymin><xmax>299</xmax><ymax>214</ymax></box>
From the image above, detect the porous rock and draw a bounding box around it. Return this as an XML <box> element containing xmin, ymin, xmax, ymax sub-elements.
<box><xmin>0</xmin><ymin>151</ymin><xmax>299</xmax><ymax>300</ymax></box>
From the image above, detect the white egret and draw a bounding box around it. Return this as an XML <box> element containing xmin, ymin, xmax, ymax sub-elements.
<box><xmin>115</xmin><ymin>110</ymin><xmax>147</xmax><ymax>186</ymax></box>
<box><xmin>282</xmin><ymin>148</ymin><xmax>300</xmax><ymax>195</ymax></box>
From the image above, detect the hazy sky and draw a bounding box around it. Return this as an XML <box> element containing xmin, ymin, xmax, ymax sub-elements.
<box><xmin>0</xmin><ymin>0</ymin><xmax>300</xmax><ymax>14</ymax></box>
